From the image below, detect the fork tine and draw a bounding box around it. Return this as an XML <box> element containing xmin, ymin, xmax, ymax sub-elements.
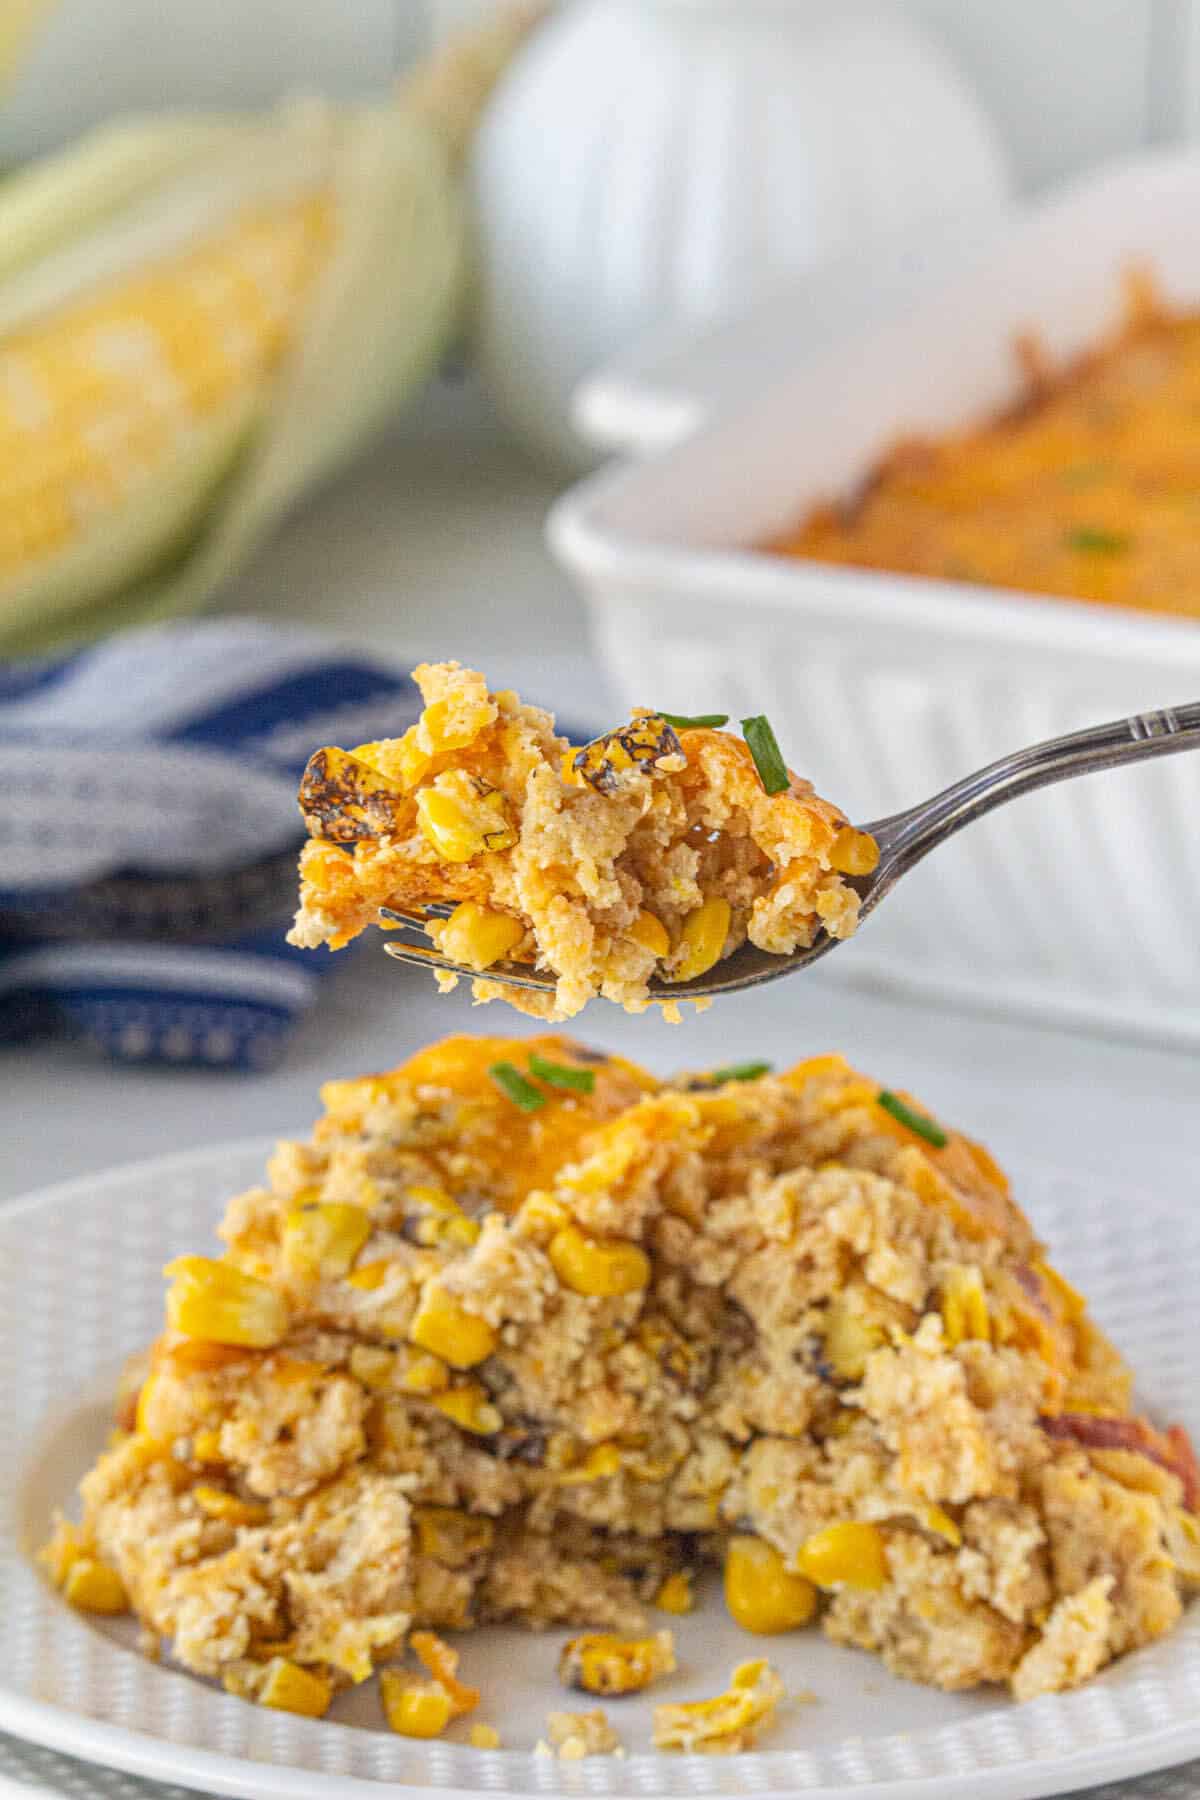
<box><xmin>379</xmin><ymin>904</ymin><xmax>454</xmax><ymax>932</ymax></box>
<box><xmin>383</xmin><ymin>940</ymin><xmax>559</xmax><ymax>994</ymax></box>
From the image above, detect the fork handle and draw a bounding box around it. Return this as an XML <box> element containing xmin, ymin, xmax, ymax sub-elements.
<box><xmin>865</xmin><ymin>702</ymin><xmax>1200</xmax><ymax>878</ymax></box>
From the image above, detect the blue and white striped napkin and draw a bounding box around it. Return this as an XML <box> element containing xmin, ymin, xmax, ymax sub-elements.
<box><xmin>0</xmin><ymin>620</ymin><xmax>423</xmax><ymax>1071</ymax></box>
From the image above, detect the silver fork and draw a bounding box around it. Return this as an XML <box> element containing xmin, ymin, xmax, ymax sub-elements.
<box><xmin>382</xmin><ymin>702</ymin><xmax>1200</xmax><ymax>1000</ymax></box>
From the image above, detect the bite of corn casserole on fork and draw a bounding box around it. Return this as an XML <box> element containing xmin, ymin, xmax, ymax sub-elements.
<box><xmin>0</xmin><ymin>6</ymin><xmax>541</xmax><ymax>655</ymax></box>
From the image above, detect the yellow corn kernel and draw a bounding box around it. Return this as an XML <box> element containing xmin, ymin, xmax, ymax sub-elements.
<box><xmin>549</xmin><ymin>1224</ymin><xmax>650</xmax><ymax>1298</ymax></box>
<box><xmin>469</xmin><ymin>1723</ymin><xmax>502</xmax><ymax>1749</ymax></box>
<box><xmin>349</xmin><ymin>1345</ymin><xmax>397</xmax><ymax>1390</ymax></box>
<box><xmin>558</xmin><ymin>1630</ymin><xmax>677</xmax><ymax>1696</ymax></box>
<box><xmin>674</xmin><ymin>896</ymin><xmax>731</xmax><ymax>981</ymax></box>
<box><xmin>63</xmin><ymin>1557</ymin><xmax>128</xmax><ymax>1615</ymax></box>
<box><xmin>282</xmin><ymin>1202</ymin><xmax>371</xmax><ymax>1282</ymax></box>
<box><xmin>257</xmin><ymin>1657</ymin><xmax>332</xmax><ymax>1718</ymax></box>
<box><xmin>629</xmin><ymin>910</ymin><xmax>670</xmax><ymax>958</ymax></box>
<box><xmin>409</xmin><ymin>1283</ymin><xmax>497</xmax><ymax>1369</ymax></box>
<box><xmin>515</xmin><ymin>1189</ymin><xmax>570</xmax><ymax>1243</ymax></box>
<box><xmin>134</xmin><ymin>1372</ymin><xmax>161</xmax><ymax>1440</ymax></box>
<box><xmin>437</xmin><ymin>902</ymin><xmax>524</xmax><ymax>972</ymax></box>
<box><xmin>432</xmin><ymin>1384</ymin><xmax>502</xmax><ymax>1435</ymax></box>
<box><xmin>411</xmin><ymin>1630</ymin><xmax>480</xmax><ymax>1716</ymax></box>
<box><xmin>941</xmin><ymin>1265</ymin><xmax>991</xmax><ymax>1346</ymax></box>
<box><xmin>557</xmin><ymin>1443</ymin><xmax>622</xmax><ymax>1486</ymax></box>
<box><xmin>794</xmin><ymin>1522</ymin><xmax>888</xmax><ymax>1591</ymax></box>
<box><xmin>652</xmin><ymin>1658</ymin><xmax>783</xmax><ymax>1754</ymax></box>
<box><xmin>920</xmin><ymin>1505</ymin><xmax>962</xmax><ymax>1547</ymax></box>
<box><xmin>192</xmin><ymin>1427</ymin><xmax>224</xmax><ymax>1463</ymax></box>
<box><xmin>829</xmin><ymin>826</ymin><xmax>880</xmax><ymax>876</ymax></box>
<box><xmin>414</xmin><ymin>1212</ymin><xmax>481</xmax><ymax>1251</ymax></box>
<box><xmin>398</xmin><ymin>1351</ymin><xmax>451</xmax><ymax>1396</ymax></box>
<box><xmin>416</xmin><ymin>784</ymin><xmax>514</xmax><ymax>863</ymax></box>
<box><xmin>414</xmin><ymin>1507</ymin><xmax>495</xmax><ymax>1566</ymax></box>
<box><xmin>381</xmin><ymin>1670</ymin><xmax>455</xmax><ymax>1739</ymax></box>
<box><xmin>724</xmin><ymin>1535</ymin><xmax>817</xmax><ymax>1634</ymax></box>
<box><xmin>347</xmin><ymin>1260</ymin><xmax>392</xmax><ymax>1292</ymax></box>
<box><xmin>420</xmin><ymin>695</ymin><xmax>490</xmax><ymax>754</ymax></box>
<box><xmin>784</xmin><ymin>1053</ymin><xmax>852</xmax><ymax>1089</ymax></box>
<box><xmin>560</xmin><ymin>749</ymin><xmax>584</xmax><ymax>787</ymax></box>
<box><xmin>193</xmin><ymin>1485</ymin><xmax>268</xmax><ymax>1527</ymax></box>
<box><xmin>655</xmin><ymin>1572</ymin><xmax>694</xmax><ymax>1615</ymax></box>
<box><xmin>822</xmin><ymin>1295</ymin><xmax>885</xmax><ymax>1382</ymax></box>
<box><xmin>164</xmin><ymin>1256</ymin><xmax>287</xmax><ymax>1349</ymax></box>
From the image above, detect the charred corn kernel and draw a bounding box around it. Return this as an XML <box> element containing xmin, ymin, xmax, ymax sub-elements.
<box><xmin>414</xmin><ymin>1507</ymin><xmax>495</xmax><ymax>1566</ymax></box>
<box><xmin>822</xmin><ymin>1295</ymin><xmax>885</xmax><ymax>1382</ymax></box>
<box><xmin>674</xmin><ymin>896</ymin><xmax>731</xmax><ymax>981</ymax></box>
<box><xmin>794</xmin><ymin>1522</ymin><xmax>888</xmax><ymax>1591</ymax></box>
<box><xmin>724</xmin><ymin>1535</ymin><xmax>817</xmax><ymax>1634</ymax></box>
<box><xmin>381</xmin><ymin>1670</ymin><xmax>455</xmax><ymax>1739</ymax></box>
<box><xmin>164</xmin><ymin>1256</ymin><xmax>287</xmax><ymax>1349</ymax></box>
<box><xmin>193</xmin><ymin>1485</ymin><xmax>268</xmax><ymax>1527</ymax></box>
<box><xmin>193</xmin><ymin>1428</ymin><xmax>223</xmax><ymax>1463</ymax></box>
<box><xmin>630</xmin><ymin>910</ymin><xmax>670</xmax><ymax>958</ymax></box>
<box><xmin>438</xmin><ymin>902</ymin><xmax>524</xmax><ymax>971</ymax></box>
<box><xmin>410</xmin><ymin>1283</ymin><xmax>497</xmax><ymax>1369</ymax></box>
<box><xmin>349</xmin><ymin>1345</ymin><xmax>397</xmax><ymax>1390</ymax></box>
<box><xmin>829</xmin><ymin>826</ymin><xmax>880</xmax><ymax>876</ymax></box>
<box><xmin>347</xmin><ymin>1260</ymin><xmax>392</xmax><ymax>1292</ymax></box>
<box><xmin>258</xmin><ymin>1658</ymin><xmax>332</xmax><ymax>1719</ymax></box>
<box><xmin>63</xmin><ymin>1557</ymin><xmax>128</xmax><ymax>1615</ymax></box>
<box><xmin>920</xmin><ymin>1505</ymin><xmax>962</xmax><ymax>1547</ymax></box>
<box><xmin>549</xmin><ymin>1224</ymin><xmax>650</xmax><ymax>1298</ymax></box>
<box><xmin>416</xmin><ymin>784</ymin><xmax>514</xmax><ymax>862</ymax></box>
<box><xmin>557</xmin><ymin>1443</ymin><xmax>622</xmax><ymax>1486</ymax></box>
<box><xmin>411</xmin><ymin>1631</ymin><xmax>480</xmax><ymax>1716</ymax></box>
<box><xmin>398</xmin><ymin>1351</ymin><xmax>451</xmax><ymax>1396</ymax></box>
<box><xmin>652</xmin><ymin>1658</ymin><xmax>784</xmax><ymax>1754</ymax></box>
<box><xmin>433</xmin><ymin>1384</ymin><xmax>502</xmax><ymax>1435</ymax></box>
<box><xmin>469</xmin><ymin>1723</ymin><xmax>501</xmax><ymax>1749</ymax></box>
<box><xmin>282</xmin><ymin>1201</ymin><xmax>371</xmax><ymax>1282</ymax></box>
<box><xmin>655</xmin><ymin>1572</ymin><xmax>694</xmax><ymax>1615</ymax></box>
<box><xmin>558</xmin><ymin>1630</ymin><xmax>677</xmax><ymax>1697</ymax></box>
<box><xmin>941</xmin><ymin>1265</ymin><xmax>991</xmax><ymax>1346</ymax></box>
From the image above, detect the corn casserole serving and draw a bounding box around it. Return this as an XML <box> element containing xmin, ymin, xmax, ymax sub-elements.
<box><xmin>43</xmin><ymin>1035</ymin><xmax>1200</xmax><ymax>1746</ymax></box>
<box><xmin>776</xmin><ymin>275</ymin><xmax>1200</xmax><ymax>617</ymax></box>
<box><xmin>288</xmin><ymin>661</ymin><xmax>876</xmax><ymax>1020</ymax></box>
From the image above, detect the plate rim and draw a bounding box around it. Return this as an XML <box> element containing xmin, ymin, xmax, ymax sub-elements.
<box><xmin>3</xmin><ymin>1138</ymin><xmax>1200</xmax><ymax>1800</ymax></box>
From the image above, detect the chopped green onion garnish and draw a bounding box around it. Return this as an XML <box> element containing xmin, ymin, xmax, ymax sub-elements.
<box><xmin>1064</xmin><ymin>526</ymin><xmax>1130</xmax><ymax>555</ymax></box>
<box><xmin>740</xmin><ymin>714</ymin><xmax>790</xmax><ymax>795</ymax></box>
<box><xmin>877</xmin><ymin>1090</ymin><xmax>947</xmax><ymax>1148</ymax></box>
<box><xmin>710</xmin><ymin>1061</ymin><xmax>773</xmax><ymax>1085</ymax></box>
<box><xmin>659</xmin><ymin>711</ymin><xmax>730</xmax><ymax>729</ymax></box>
<box><xmin>489</xmin><ymin>1061</ymin><xmax>546</xmax><ymax>1113</ymax></box>
<box><xmin>528</xmin><ymin>1052</ymin><xmax>596</xmax><ymax>1095</ymax></box>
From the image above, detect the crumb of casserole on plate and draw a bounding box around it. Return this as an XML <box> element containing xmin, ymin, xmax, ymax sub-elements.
<box><xmin>287</xmin><ymin>661</ymin><xmax>875</xmax><ymax>1021</ymax></box>
<box><xmin>43</xmin><ymin>1035</ymin><xmax>1200</xmax><ymax>1733</ymax></box>
<box><xmin>774</xmin><ymin>270</ymin><xmax>1200</xmax><ymax>617</ymax></box>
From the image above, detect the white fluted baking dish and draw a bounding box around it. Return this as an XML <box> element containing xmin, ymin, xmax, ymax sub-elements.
<box><xmin>549</xmin><ymin>151</ymin><xmax>1200</xmax><ymax>1048</ymax></box>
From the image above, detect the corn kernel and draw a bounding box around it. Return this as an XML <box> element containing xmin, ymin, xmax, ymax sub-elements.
<box><xmin>549</xmin><ymin>1224</ymin><xmax>650</xmax><ymax>1298</ymax></box>
<box><xmin>164</xmin><ymin>1256</ymin><xmax>287</xmax><ymax>1349</ymax></box>
<box><xmin>134</xmin><ymin>1373</ymin><xmax>161</xmax><ymax>1440</ymax></box>
<box><xmin>193</xmin><ymin>1428</ymin><xmax>223</xmax><ymax>1463</ymax></box>
<box><xmin>433</xmin><ymin>1384</ymin><xmax>502</xmax><ymax>1435</ymax></box>
<box><xmin>655</xmin><ymin>1572</ymin><xmax>694</xmax><ymax>1615</ymax></box>
<box><xmin>557</xmin><ymin>1443</ymin><xmax>622</xmax><ymax>1486</ymax></box>
<box><xmin>941</xmin><ymin>1265</ymin><xmax>991</xmax><ymax>1346</ymax></box>
<box><xmin>381</xmin><ymin>1670</ymin><xmax>455</xmax><ymax>1739</ymax></box>
<box><xmin>411</xmin><ymin>1630</ymin><xmax>480</xmax><ymax>1716</ymax></box>
<box><xmin>416</xmin><ymin>783</ymin><xmax>514</xmax><ymax>863</ymax></box>
<box><xmin>414</xmin><ymin>1507</ymin><xmax>495</xmax><ymax>1565</ymax></box>
<box><xmin>349</xmin><ymin>1345</ymin><xmax>397</xmax><ymax>1390</ymax></box>
<box><xmin>193</xmin><ymin>1485</ymin><xmax>268</xmax><ymax>1527</ymax></box>
<box><xmin>259</xmin><ymin>1658</ymin><xmax>332</xmax><ymax>1719</ymax></box>
<box><xmin>398</xmin><ymin>1351</ymin><xmax>451</xmax><ymax>1396</ymax></box>
<box><xmin>410</xmin><ymin>1283</ymin><xmax>497</xmax><ymax>1369</ymax></box>
<box><xmin>674</xmin><ymin>896</ymin><xmax>731</xmax><ymax>981</ymax></box>
<box><xmin>920</xmin><ymin>1505</ymin><xmax>962</xmax><ymax>1547</ymax></box>
<box><xmin>469</xmin><ymin>1723</ymin><xmax>501</xmax><ymax>1749</ymax></box>
<box><xmin>629</xmin><ymin>910</ymin><xmax>670</xmax><ymax>958</ymax></box>
<box><xmin>347</xmin><ymin>1260</ymin><xmax>392</xmax><ymax>1292</ymax></box>
<box><xmin>420</xmin><ymin>695</ymin><xmax>489</xmax><ymax>754</ymax></box>
<box><xmin>63</xmin><ymin>1557</ymin><xmax>128</xmax><ymax>1615</ymax></box>
<box><xmin>724</xmin><ymin>1535</ymin><xmax>817</xmax><ymax>1634</ymax></box>
<box><xmin>559</xmin><ymin>1630</ymin><xmax>676</xmax><ymax>1696</ymax></box>
<box><xmin>652</xmin><ymin>1658</ymin><xmax>784</xmax><ymax>1753</ymax></box>
<box><xmin>822</xmin><ymin>1295</ymin><xmax>885</xmax><ymax>1382</ymax></box>
<box><xmin>282</xmin><ymin>1202</ymin><xmax>371</xmax><ymax>1282</ymax></box>
<box><xmin>829</xmin><ymin>826</ymin><xmax>880</xmax><ymax>876</ymax></box>
<box><xmin>794</xmin><ymin>1522</ymin><xmax>888</xmax><ymax>1591</ymax></box>
<box><xmin>437</xmin><ymin>902</ymin><xmax>524</xmax><ymax>971</ymax></box>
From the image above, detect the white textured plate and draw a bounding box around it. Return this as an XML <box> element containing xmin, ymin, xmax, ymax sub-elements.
<box><xmin>2</xmin><ymin>1141</ymin><xmax>1200</xmax><ymax>1800</ymax></box>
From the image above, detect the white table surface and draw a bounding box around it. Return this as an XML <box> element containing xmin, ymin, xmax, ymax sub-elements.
<box><xmin>2</xmin><ymin>376</ymin><xmax>1198</xmax><ymax>1799</ymax></box>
